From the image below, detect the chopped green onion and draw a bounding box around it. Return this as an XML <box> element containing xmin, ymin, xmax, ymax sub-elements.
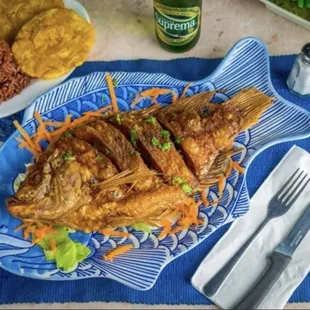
<box><xmin>152</xmin><ymin>137</ymin><xmax>161</xmax><ymax>147</ymax></box>
<box><xmin>146</xmin><ymin>116</ymin><xmax>156</xmax><ymax>125</ymax></box>
<box><xmin>175</xmin><ymin>135</ymin><xmax>183</xmax><ymax>144</ymax></box>
<box><xmin>96</xmin><ymin>156</ymin><xmax>105</xmax><ymax>162</ymax></box>
<box><xmin>115</xmin><ymin>113</ymin><xmax>122</xmax><ymax>125</ymax></box>
<box><xmin>130</xmin><ymin>129</ymin><xmax>137</xmax><ymax>146</ymax></box>
<box><xmin>112</xmin><ymin>79</ymin><xmax>118</xmax><ymax>87</ymax></box>
<box><xmin>161</xmin><ymin>142</ymin><xmax>172</xmax><ymax>151</ymax></box>
<box><xmin>173</xmin><ymin>176</ymin><xmax>185</xmax><ymax>185</ymax></box>
<box><xmin>63</xmin><ymin>151</ymin><xmax>73</xmax><ymax>161</ymax></box>
<box><xmin>181</xmin><ymin>184</ymin><xmax>193</xmax><ymax>194</ymax></box>
<box><xmin>64</xmin><ymin>131</ymin><xmax>72</xmax><ymax>138</ymax></box>
<box><xmin>161</xmin><ymin>130</ymin><xmax>170</xmax><ymax>139</ymax></box>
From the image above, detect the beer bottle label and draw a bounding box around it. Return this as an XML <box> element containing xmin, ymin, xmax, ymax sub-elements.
<box><xmin>154</xmin><ymin>1</ymin><xmax>201</xmax><ymax>47</ymax></box>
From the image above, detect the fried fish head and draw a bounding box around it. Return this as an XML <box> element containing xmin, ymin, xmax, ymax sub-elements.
<box><xmin>12</xmin><ymin>8</ymin><xmax>95</xmax><ymax>79</ymax></box>
<box><xmin>6</xmin><ymin>137</ymin><xmax>123</xmax><ymax>223</ymax></box>
<box><xmin>7</xmin><ymin>149</ymin><xmax>93</xmax><ymax>221</ymax></box>
<box><xmin>0</xmin><ymin>0</ymin><xmax>64</xmax><ymax>45</ymax></box>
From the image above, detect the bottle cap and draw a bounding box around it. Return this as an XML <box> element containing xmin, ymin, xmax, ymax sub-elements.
<box><xmin>301</xmin><ymin>43</ymin><xmax>310</xmax><ymax>65</ymax></box>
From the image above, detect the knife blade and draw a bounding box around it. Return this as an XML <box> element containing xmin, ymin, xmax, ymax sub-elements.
<box><xmin>234</xmin><ymin>203</ymin><xmax>310</xmax><ymax>309</ymax></box>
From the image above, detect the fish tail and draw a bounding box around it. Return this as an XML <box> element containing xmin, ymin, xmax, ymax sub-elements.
<box><xmin>229</xmin><ymin>88</ymin><xmax>273</xmax><ymax>131</ymax></box>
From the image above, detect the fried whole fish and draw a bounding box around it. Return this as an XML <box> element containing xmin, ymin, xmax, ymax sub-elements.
<box><xmin>7</xmin><ymin>88</ymin><xmax>273</xmax><ymax>232</ymax></box>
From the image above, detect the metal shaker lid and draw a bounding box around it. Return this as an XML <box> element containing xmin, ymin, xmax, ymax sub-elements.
<box><xmin>301</xmin><ymin>43</ymin><xmax>310</xmax><ymax>65</ymax></box>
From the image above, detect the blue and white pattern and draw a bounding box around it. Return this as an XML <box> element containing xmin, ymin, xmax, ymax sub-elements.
<box><xmin>0</xmin><ymin>37</ymin><xmax>310</xmax><ymax>290</ymax></box>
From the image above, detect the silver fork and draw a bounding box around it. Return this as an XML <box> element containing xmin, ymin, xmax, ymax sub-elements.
<box><xmin>203</xmin><ymin>168</ymin><xmax>310</xmax><ymax>297</ymax></box>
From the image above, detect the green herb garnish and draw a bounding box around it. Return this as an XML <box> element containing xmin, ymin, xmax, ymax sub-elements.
<box><xmin>96</xmin><ymin>156</ymin><xmax>105</xmax><ymax>162</ymax></box>
<box><xmin>181</xmin><ymin>184</ymin><xmax>193</xmax><ymax>194</ymax></box>
<box><xmin>173</xmin><ymin>176</ymin><xmax>186</xmax><ymax>185</ymax></box>
<box><xmin>112</xmin><ymin>79</ymin><xmax>118</xmax><ymax>87</ymax></box>
<box><xmin>152</xmin><ymin>137</ymin><xmax>161</xmax><ymax>147</ymax></box>
<box><xmin>115</xmin><ymin>113</ymin><xmax>122</xmax><ymax>125</ymax></box>
<box><xmin>64</xmin><ymin>131</ymin><xmax>72</xmax><ymax>138</ymax></box>
<box><xmin>161</xmin><ymin>130</ymin><xmax>170</xmax><ymax>139</ymax></box>
<box><xmin>172</xmin><ymin>176</ymin><xmax>192</xmax><ymax>194</ymax></box>
<box><xmin>131</xmin><ymin>150</ymin><xmax>141</xmax><ymax>156</ymax></box>
<box><xmin>130</xmin><ymin>129</ymin><xmax>137</xmax><ymax>146</ymax></box>
<box><xmin>63</xmin><ymin>151</ymin><xmax>73</xmax><ymax>161</ymax></box>
<box><xmin>161</xmin><ymin>142</ymin><xmax>172</xmax><ymax>152</ymax></box>
<box><xmin>146</xmin><ymin>116</ymin><xmax>156</xmax><ymax>125</ymax></box>
<box><xmin>175</xmin><ymin>135</ymin><xmax>183</xmax><ymax>144</ymax></box>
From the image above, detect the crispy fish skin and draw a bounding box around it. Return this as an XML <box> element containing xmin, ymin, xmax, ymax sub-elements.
<box><xmin>58</xmin><ymin>185</ymin><xmax>188</xmax><ymax>232</ymax></box>
<box><xmin>12</xmin><ymin>8</ymin><xmax>95</xmax><ymax>79</ymax></box>
<box><xmin>71</xmin><ymin>120</ymin><xmax>159</xmax><ymax>192</ymax></box>
<box><xmin>7</xmin><ymin>137</ymin><xmax>126</xmax><ymax>222</ymax></box>
<box><xmin>0</xmin><ymin>0</ymin><xmax>64</xmax><ymax>45</ymax></box>
<box><xmin>111</xmin><ymin>109</ymin><xmax>200</xmax><ymax>191</ymax></box>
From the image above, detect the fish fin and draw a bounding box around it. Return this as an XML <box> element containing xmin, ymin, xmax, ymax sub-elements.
<box><xmin>201</xmin><ymin>147</ymin><xmax>244</xmax><ymax>185</ymax></box>
<box><xmin>92</xmin><ymin>168</ymin><xmax>158</xmax><ymax>190</ymax></box>
<box><xmin>160</xmin><ymin>91</ymin><xmax>216</xmax><ymax>114</ymax></box>
<box><xmin>229</xmin><ymin>88</ymin><xmax>273</xmax><ymax>131</ymax></box>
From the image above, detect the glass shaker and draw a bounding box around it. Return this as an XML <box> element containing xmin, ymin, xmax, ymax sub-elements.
<box><xmin>287</xmin><ymin>43</ymin><xmax>310</xmax><ymax>96</ymax></box>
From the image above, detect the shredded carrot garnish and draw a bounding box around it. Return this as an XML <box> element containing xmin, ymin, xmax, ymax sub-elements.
<box><xmin>180</xmin><ymin>83</ymin><xmax>193</xmax><ymax>99</ymax></box>
<box><xmin>225</xmin><ymin>158</ymin><xmax>233</xmax><ymax>178</ymax></box>
<box><xmin>232</xmin><ymin>161</ymin><xmax>245</xmax><ymax>174</ymax></box>
<box><xmin>49</xmin><ymin>239</ymin><xmax>57</xmax><ymax>253</ymax></box>
<box><xmin>43</xmin><ymin>121</ymin><xmax>64</xmax><ymax>128</ymax></box>
<box><xmin>32</xmin><ymin>225</ymin><xmax>57</xmax><ymax>244</ymax></box>
<box><xmin>34</xmin><ymin>111</ymin><xmax>51</xmax><ymax>143</ymax></box>
<box><xmin>106</xmin><ymin>73</ymin><xmax>119</xmax><ymax>113</ymax></box>
<box><xmin>169</xmin><ymin>226</ymin><xmax>184</xmax><ymax>235</ymax></box>
<box><xmin>130</xmin><ymin>88</ymin><xmax>178</xmax><ymax>108</ymax></box>
<box><xmin>158</xmin><ymin>218</ymin><xmax>172</xmax><ymax>240</ymax></box>
<box><xmin>13</xmin><ymin>121</ymin><xmax>41</xmax><ymax>156</ymax></box>
<box><xmin>103</xmin><ymin>244</ymin><xmax>133</xmax><ymax>261</ymax></box>
<box><xmin>201</xmin><ymin>187</ymin><xmax>210</xmax><ymax>206</ymax></box>
<box><xmin>99</xmin><ymin>229</ymin><xmax>131</xmax><ymax>237</ymax></box>
<box><xmin>14</xmin><ymin>222</ymin><xmax>28</xmax><ymax>232</ymax></box>
<box><xmin>218</xmin><ymin>175</ymin><xmax>226</xmax><ymax>196</ymax></box>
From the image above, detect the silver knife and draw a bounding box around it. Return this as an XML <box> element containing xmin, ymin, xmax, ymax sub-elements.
<box><xmin>234</xmin><ymin>203</ymin><xmax>310</xmax><ymax>309</ymax></box>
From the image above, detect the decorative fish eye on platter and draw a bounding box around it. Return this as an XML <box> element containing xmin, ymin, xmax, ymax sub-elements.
<box><xmin>0</xmin><ymin>37</ymin><xmax>310</xmax><ymax>290</ymax></box>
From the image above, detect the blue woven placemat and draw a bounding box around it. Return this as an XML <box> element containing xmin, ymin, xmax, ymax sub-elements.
<box><xmin>0</xmin><ymin>56</ymin><xmax>309</xmax><ymax>305</ymax></box>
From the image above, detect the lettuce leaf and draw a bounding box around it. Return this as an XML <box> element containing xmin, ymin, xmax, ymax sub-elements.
<box><xmin>131</xmin><ymin>222</ymin><xmax>152</xmax><ymax>233</ymax></box>
<box><xmin>36</xmin><ymin>227</ymin><xmax>91</xmax><ymax>271</ymax></box>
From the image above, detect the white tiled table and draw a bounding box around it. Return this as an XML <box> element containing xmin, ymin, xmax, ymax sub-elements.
<box><xmin>1</xmin><ymin>0</ymin><xmax>309</xmax><ymax>309</ymax></box>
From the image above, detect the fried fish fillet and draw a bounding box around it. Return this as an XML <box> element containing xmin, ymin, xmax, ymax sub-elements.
<box><xmin>58</xmin><ymin>185</ymin><xmax>188</xmax><ymax>232</ymax></box>
<box><xmin>157</xmin><ymin>88</ymin><xmax>272</xmax><ymax>183</ymax></box>
<box><xmin>71</xmin><ymin>120</ymin><xmax>159</xmax><ymax>193</ymax></box>
<box><xmin>111</xmin><ymin>107</ymin><xmax>200</xmax><ymax>191</ymax></box>
<box><xmin>12</xmin><ymin>8</ymin><xmax>95</xmax><ymax>79</ymax></box>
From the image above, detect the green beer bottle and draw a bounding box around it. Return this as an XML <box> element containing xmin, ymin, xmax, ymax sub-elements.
<box><xmin>153</xmin><ymin>0</ymin><xmax>202</xmax><ymax>53</ymax></box>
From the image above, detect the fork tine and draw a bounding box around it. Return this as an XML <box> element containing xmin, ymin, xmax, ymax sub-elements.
<box><xmin>284</xmin><ymin>176</ymin><xmax>310</xmax><ymax>207</ymax></box>
<box><xmin>281</xmin><ymin>171</ymin><xmax>306</xmax><ymax>203</ymax></box>
<box><xmin>276</xmin><ymin>168</ymin><xmax>300</xmax><ymax>199</ymax></box>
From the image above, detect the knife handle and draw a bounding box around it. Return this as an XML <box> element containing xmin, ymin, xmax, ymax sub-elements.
<box><xmin>234</xmin><ymin>251</ymin><xmax>292</xmax><ymax>309</ymax></box>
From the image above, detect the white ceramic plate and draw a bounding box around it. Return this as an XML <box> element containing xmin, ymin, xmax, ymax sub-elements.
<box><xmin>0</xmin><ymin>0</ymin><xmax>91</xmax><ymax>118</ymax></box>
